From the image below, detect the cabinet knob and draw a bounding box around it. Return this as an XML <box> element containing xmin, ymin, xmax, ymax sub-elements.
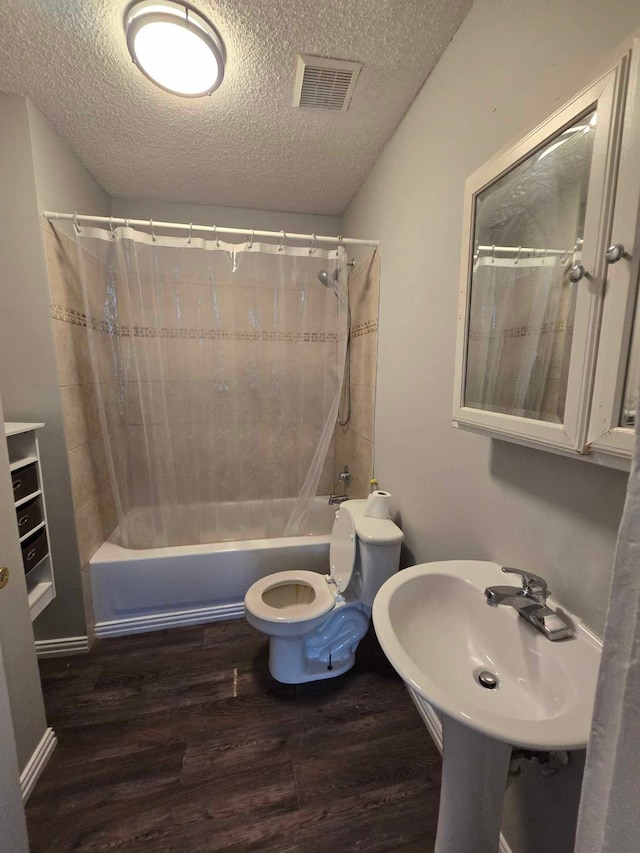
<box><xmin>605</xmin><ymin>243</ymin><xmax>626</xmax><ymax>263</ymax></box>
<box><xmin>569</xmin><ymin>264</ymin><xmax>586</xmax><ymax>283</ymax></box>
<box><xmin>0</xmin><ymin>567</ymin><xmax>9</xmax><ymax>589</ymax></box>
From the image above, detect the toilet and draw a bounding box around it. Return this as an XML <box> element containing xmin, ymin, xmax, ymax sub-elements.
<box><xmin>244</xmin><ymin>499</ymin><xmax>403</xmax><ymax>683</ymax></box>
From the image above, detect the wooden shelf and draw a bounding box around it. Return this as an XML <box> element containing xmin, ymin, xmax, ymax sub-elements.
<box><xmin>15</xmin><ymin>489</ymin><xmax>41</xmax><ymax>509</ymax></box>
<box><xmin>9</xmin><ymin>455</ymin><xmax>38</xmax><ymax>473</ymax></box>
<box><xmin>4</xmin><ymin>422</ymin><xmax>44</xmax><ymax>438</ymax></box>
<box><xmin>28</xmin><ymin>581</ymin><xmax>55</xmax><ymax>622</ymax></box>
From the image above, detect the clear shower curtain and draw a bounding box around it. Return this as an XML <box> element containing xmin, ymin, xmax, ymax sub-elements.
<box><xmin>465</xmin><ymin>256</ymin><xmax>573</xmax><ymax>422</ymax></box>
<box><xmin>74</xmin><ymin>225</ymin><xmax>348</xmax><ymax>548</ymax></box>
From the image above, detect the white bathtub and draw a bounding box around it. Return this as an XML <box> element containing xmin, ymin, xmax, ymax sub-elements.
<box><xmin>90</xmin><ymin>497</ymin><xmax>335</xmax><ymax>638</ymax></box>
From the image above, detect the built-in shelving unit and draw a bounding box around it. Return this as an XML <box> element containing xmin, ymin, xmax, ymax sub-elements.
<box><xmin>4</xmin><ymin>423</ymin><xmax>55</xmax><ymax>620</ymax></box>
<box><xmin>9</xmin><ymin>456</ymin><xmax>38</xmax><ymax>472</ymax></box>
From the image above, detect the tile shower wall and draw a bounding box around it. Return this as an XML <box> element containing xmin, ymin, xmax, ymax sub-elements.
<box><xmin>334</xmin><ymin>253</ymin><xmax>379</xmax><ymax>497</ymax></box>
<box><xmin>44</xmin><ymin>222</ymin><xmax>117</xmax><ymax>637</ymax></box>
<box><xmin>113</xmin><ymin>277</ymin><xmax>337</xmax><ymax>516</ymax></box>
<box><xmin>119</xmin><ymin>274</ymin><xmax>337</xmax><ymax>506</ymax></box>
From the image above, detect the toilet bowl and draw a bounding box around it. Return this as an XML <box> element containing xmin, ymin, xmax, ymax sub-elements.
<box><xmin>244</xmin><ymin>499</ymin><xmax>403</xmax><ymax>683</ymax></box>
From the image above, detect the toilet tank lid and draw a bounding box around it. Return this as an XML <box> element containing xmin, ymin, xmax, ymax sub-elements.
<box><xmin>340</xmin><ymin>500</ymin><xmax>404</xmax><ymax>545</ymax></box>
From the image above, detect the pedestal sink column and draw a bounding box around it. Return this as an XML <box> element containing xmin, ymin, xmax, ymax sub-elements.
<box><xmin>436</xmin><ymin>715</ymin><xmax>512</xmax><ymax>853</ymax></box>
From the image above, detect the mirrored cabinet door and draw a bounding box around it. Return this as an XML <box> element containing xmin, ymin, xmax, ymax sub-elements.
<box><xmin>464</xmin><ymin>108</ymin><xmax>595</xmax><ymax>425</ymax></box>
<box><xmin>587</xmin><ymin>39</ymin><xmax>640</xmax><ymax>464</ymax></box>
<box><xmin>454</xmin><ymin>59</ymin><xmax>628</xmax><ymax>455</ymax></box>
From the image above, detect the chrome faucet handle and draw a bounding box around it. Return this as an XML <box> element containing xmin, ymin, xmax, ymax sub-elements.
<box><xmin>501</xmin><ymin>567</ymin><xmax>549</xmax><ymax>598</ymax></box>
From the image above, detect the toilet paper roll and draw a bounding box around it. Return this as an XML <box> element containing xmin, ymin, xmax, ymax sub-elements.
<box><xmin>363</xmin><ymin>490</ymin><xmax>392</xmax><ymax>519</ymax></box>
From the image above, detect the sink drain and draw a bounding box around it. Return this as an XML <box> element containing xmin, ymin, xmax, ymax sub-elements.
<box><xmin>476</xmin><ymin>670</ymin><xmax>500</xmax><ymax>690</ymax></box>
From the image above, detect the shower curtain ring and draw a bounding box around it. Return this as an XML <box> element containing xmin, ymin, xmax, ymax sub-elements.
<box><xmin>109</xmin><ymin>217</ymin><xmax>116</xmax><ymax>239</ymax></box>
<box><xmin>248</xmin><ymin>229</ymin><xmax>254</xmax><ymax>249</ymax></box>
<box><xmin>308</xmin><ymin>233</ymin><xmax>316</xmax><ymax>255</ymax></box>
<box><xmin>335</xmin><ymin>235</ymin><xmax>343</xmax><ymax>258</ymax></box>
<box><xmin>150</xmin><ymin>219</ymin><xmax>156</xmax><ymax>242</ymax></box>
<box><xmin>491</xmin><ymin>244</ymin><xmax>495</xmax><ymax>263</ymax></box>
<box><xmin>188</xmin><ymin>223</ymin><xmax>192</xmax><ymax>244</ymax></box>
<box><xmin>278</xmin><ymin>230</ymin><xmax>286</xmax><ymax>252</ymax></box>
<box><xmin>73</xmin><ymin>211</ymin><xmax>81</xmax><ymax>234</ymax></box>
<box><xmin>212</xmin><ymin>225</ymin><xmax>220</xmax><ymax>247</ymax></box>
<box><xmin>515</xmin><ymin>246</ymin><xmax>522</xmax><ymax>265</ymax></box>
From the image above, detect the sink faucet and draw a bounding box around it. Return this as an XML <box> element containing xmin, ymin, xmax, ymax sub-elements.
<box><xmin>485</xmin><ymin>567</ymin><xmax>573</xmax><ymax>641</ymax></box>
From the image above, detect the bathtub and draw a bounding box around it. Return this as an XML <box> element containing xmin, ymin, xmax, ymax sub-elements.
<box><xmin>90</xmin><ymin>497</ymin><xmax>336</xmax><ymax>638</ymax></box>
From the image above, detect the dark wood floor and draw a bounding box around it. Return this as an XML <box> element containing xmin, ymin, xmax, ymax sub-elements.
<box><xmin>26</xmin><ymin>619</ymin><xmax>441</xmax><ymax>852</ymax></box>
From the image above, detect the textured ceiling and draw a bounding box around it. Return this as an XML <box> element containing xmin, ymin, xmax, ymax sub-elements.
<box><xmin>0</xmin><ymin>0</ymin><xmax>472</xmax><ymax>215</ymax></box>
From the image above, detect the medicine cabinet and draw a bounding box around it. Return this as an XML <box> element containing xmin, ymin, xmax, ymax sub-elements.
<box><xmin>453</xmin><ymin>38</ymin><xmax>640</xmax><ymax>471</ymax></box>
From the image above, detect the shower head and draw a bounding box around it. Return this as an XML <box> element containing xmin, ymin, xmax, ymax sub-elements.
<box><xmin>317</xmin><ymin>269</ymin><xmax>339</xmax><ymax>288</ymax></box>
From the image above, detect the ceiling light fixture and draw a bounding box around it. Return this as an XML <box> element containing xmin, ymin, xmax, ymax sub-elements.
<box><xmin>125</xmin><ymin>1</ymin><xmax>226</xmax><ymax>97</ymax></box>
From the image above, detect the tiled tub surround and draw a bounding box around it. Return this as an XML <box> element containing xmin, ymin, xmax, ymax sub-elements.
<box><xmin>335</xmin><ymin>252</ymin><xmax>379</xmax><ymax>498</ymax></box>
<box><xmin>46</xmin><ymin>225</ymin><xmax>342</xmax><ymax>550</ymax></box>
<box><xmin>44</xmin><ymin>223</ymin><xmax>117</xmax><ymax>638</ymax></box>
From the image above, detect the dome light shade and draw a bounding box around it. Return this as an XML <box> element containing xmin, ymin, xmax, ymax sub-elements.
<box><xmin>125</xmin><ymin>1</ymin><xmax>225</xmax><ymax>97</ymax></box>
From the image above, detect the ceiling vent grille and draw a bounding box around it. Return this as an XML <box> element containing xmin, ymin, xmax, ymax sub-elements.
<box><xmin>293</xmin><ymin>55</ymin><xmax>362</xmax><ymax>112</ymax></box>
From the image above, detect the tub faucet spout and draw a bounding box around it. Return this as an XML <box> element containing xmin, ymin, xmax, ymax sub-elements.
<box><xmin>328</xmin><ymin>494</ymin><xmax>349</xmax><ymax>505</ymax></box>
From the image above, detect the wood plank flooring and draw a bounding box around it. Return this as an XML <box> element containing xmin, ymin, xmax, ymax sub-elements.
<box><xmin>26</xmin><ymin>619</ymin><xmax>441</xmax><ymax>852</ymax></box>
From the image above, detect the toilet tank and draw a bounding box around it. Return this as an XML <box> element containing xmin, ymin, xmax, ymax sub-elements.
<box><xmin>341</xmin><ymin>500</ymin><xmax>404</xmax><ymax>607</ymax></box>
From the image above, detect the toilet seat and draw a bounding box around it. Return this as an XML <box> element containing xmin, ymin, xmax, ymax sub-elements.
<box><xmin>245</xmin><ymin>508</ymin><xmax>359</xmax><ymax>630</ymax></box>
<box><xmin>329</xmin><ymin>505</ymin><xmax>357</xmax><ymax>592</ymax></box>
<box><xmin>244</xmin><ymin>570</ymin><xmax>336</xmax><ymax>624</ymax></box>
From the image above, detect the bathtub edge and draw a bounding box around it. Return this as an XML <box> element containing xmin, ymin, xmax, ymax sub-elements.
<box><xmin>95</xmin><ymin>601</ymin><xmax>246</xmax><ymax>638</ymax></box>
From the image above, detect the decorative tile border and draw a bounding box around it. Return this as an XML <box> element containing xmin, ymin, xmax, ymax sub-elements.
<box><xmin>351</xmin><ymin>319</ymin><xmax>378</xmax><ymax>338</ymax></box>
<box><xmin>468</xmin><ymin>319</ymin><xmax>572</xmax><ymax>342</ymax></box>
<box><xmin>50</xmin><ymin>304</ymin><xmax>340</xmax><ymax>343</ymax></box>
<box><xmin>131</xmin><ymin>326</ymin><xmax>339</xmax><ymax>342</ymax></box>
<box><xmin>50</xmin><ymin>304</ymin><xmax>127</xmax><ymax>335</ymax></box>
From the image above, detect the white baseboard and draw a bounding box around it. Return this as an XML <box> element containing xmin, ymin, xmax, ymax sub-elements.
<box><xmin>35</xmin><ymin>636</ymin><xmax>90</xmax><ymax>657</ymax></box>
<box><xmin>407</xmin><ymin>687</ymin><xmax>514</xmax><ymax>853</ymax></box>
<box><xmin>20</xmin><ymin>727</ymin><xmax>57</xmax><ymax>802</ymax></box>
<box><xmin>95</xmin><ymin>602</ymin><xmax>245</xmax><ymax>638</ymax></box>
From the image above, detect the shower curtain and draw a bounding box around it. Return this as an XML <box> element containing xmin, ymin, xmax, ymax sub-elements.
<box><xmin>465</xmin><ymin>255</ymin><xmax>573</xmax><ymax>422</ymax></box>
<box><xmin>74</xmin><ymin>225</ymin><xmax>348</xmax><ymax>548</ymax></box>
<box><xmin>574</xmin><ymin>401</ymin><xmax>640</xmax><ymax>852</ymax></box>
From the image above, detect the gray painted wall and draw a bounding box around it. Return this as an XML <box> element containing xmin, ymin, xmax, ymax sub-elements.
<box><xmin>28</xmin><ymin>100</ymin><xmax>111</xmax><ymax>640</ymax></box>
<box><xmin>342</xmin><ymin>1</ymin><xmax>640</xmax><ymax>850</ymax></box>
<box><xmin>0</xmin><ymin>95</ymin><xmax>50</xmax><ymax>770</ymax></box>
<box><xmin>110</xmin><ymin>197</ymin><xmax>341</xmax><ymax>241</ymax></box>
<box><xmin>0</xmin><ymin>94</ymin><xmax>110</xmax><ymax>642</ymax></box>
<box><xmin>28</xmin><ymin>102</ymin><xmax>110</xmax><ymax>226</ymax></box>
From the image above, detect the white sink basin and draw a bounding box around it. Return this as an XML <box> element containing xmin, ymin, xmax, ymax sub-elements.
<box><xmin>373</xmin><ymin>560</ymin><xmax>602</xmax><ymax>751</ymax></box>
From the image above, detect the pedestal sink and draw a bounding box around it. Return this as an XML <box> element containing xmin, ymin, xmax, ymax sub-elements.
<box><xmin>372</xmin><ymin>561</ymin><xmax>602</xmax><ymax>853</ymax></box>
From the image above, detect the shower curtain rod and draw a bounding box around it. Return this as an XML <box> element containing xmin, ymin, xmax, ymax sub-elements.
<box><xmin>43</xmin><ymin>211</ymin><xmax>379</xmax><ymax>248</ymax></box>
<box><xmin>476</xmin><ymin>244</ymin><xmax>571</xmax><ymax>256</ymax></box>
